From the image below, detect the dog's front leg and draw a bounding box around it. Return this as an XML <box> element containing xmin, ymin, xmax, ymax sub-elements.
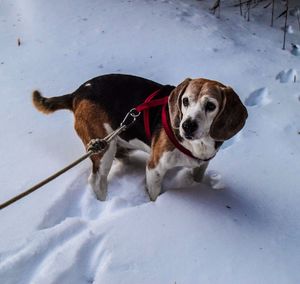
<box><xmin>146</xmin><ymin>163</ymin><xmax>168</xmax><ymax>202</ymax></box>
<box><xmin>146</xmin><ymin>149</ymin><xmax>174</xmax><ymax>201</ymax></box>
<box><xmin>192</xmin><ymin>162</ymin><xmax>209</xmax><ymax>183</ymax></box>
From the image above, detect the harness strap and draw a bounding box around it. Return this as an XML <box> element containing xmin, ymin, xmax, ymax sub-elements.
<box><xmin>135</xmin><ymin>89</ymin><xmax>199</xmax><ymax>160</ymax></box>
<box><xmin>161</xmin><ymin>103</ymin><xmax>196</xmax><ymax>159</ymax></box>
<box><xmin>136</xmin><ymin>90</ymin><xmax>168</xmax><ymax>141</ymax></box>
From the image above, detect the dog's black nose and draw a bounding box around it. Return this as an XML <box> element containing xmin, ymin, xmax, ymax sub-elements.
<box><xmin>182</xmin><ymin>119</ymin><xmax>198</xmax><ymax>138</ymax></box>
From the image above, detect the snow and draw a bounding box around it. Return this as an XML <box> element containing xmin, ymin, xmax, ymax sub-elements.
<box><xmin>0</xmin><ymin>0</ymin><xmax>300</xmax><ymax>283</ymax></box>
<box><xmin>276</xmin><ymin>68</ymin><xmax>298</xmax><ymax>83</ymax></box>
<box><xmin>282</xmin><ymin>24</ymin><xmax>294</xmax><ymax>34</ymax></box>
<box><xmin>245</xmin><ymin>87</ymin><xmax>270</xmax><ymax>106</ymax></box>
<box><xmin>291</xmin><ymin>43</ymin><xmax>300</xmax><ymax>56</ymax></box>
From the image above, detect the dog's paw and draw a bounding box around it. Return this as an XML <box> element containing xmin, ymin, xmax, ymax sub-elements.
<box><xmin>146</xmin><ymin>186</ymin><xmax>160</xmax><ymax>202</ymax></box>
<box><xmin>89</xmin><ymin>173</ymin><xmax>108</xmax><ymax>201</ymax></box>
<box><xmin>94</xmin><ymin>189</ymin><xmax>107</xmax><ymax>201</ymax></box>
<box><xmin>95</xmin><ymin>181</ymin><xmax>107</xmax><ymax>201</ymax></box>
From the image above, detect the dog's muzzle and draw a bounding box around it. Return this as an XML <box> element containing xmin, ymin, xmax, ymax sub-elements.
<box><xmin>182</xmin><ymin>118</ymin><xmax>198</xmax><ymax>140</ymax></box>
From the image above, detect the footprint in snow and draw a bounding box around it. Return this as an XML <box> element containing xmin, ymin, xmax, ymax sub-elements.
<box><xmin>0</xmin><ymin>157</ymin><xmax>150</xmax><ymax>284</ymax></box>
<box><xmin>29</xmin><ymin>226</ymin><xmax>107</xmax><ymax>284</ymax></box>
<box><xmin>37</xmin><ymin>171</ymin><xmax>91</xmax><ymax>229</ymax></box>
<box><xmin>245</xmin><ymin>87</ymin><xmax>270</xmax><ymax>107</ymax></box>
<box><xmin>281</xmin><ymin>25</ymin><xmax>294</xmax><ymax>34</ymax></box>
<box><xmin>175</xmin><ymin>9</ymin><xmax>193</xmax><ymax>23</ymax></box>
<box><xmin>0</xmin><ymin>218</ymin><xmax>88</xmax><ymax>284</ymax></box>
<box><xmin>38</xmin><ymin>151</ymin><xmax>151</xmax><ymax>229</ymax></box>
<box><xmin>276</xmin><ymin>68</ymin><xmax>298</xmax><ymax>83</ymax></box>
<box><xmin>37</xmin><ymin>170</ymin><xmax>110</xmax><ymax>229</ymax></box>
<box><xmin>291</xmin><ymin>44</ymin><xmax>300</xmax><ymax>56</ymax></box>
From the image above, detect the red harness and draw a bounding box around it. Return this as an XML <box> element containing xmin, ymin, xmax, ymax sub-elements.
<box><xmin>135</xmin><ymin>89</ymin><xmax>200</xmax><ymax>160</ymax></box>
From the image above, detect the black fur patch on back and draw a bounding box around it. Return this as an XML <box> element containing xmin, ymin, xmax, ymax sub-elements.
<box><xmin>72</xmin><ymin>74</ymin><xmax>175</xmax><ymax>145</ymax></box>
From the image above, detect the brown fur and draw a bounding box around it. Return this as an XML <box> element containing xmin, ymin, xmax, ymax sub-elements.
<box><xmin>32</xmin><ymin>90</ymin><xmax>73</xmax><ymax>114</ymax></box>
<box><xmin>168</xmin><ymin>78</ymin><xmax>247</xmax><ymax>142</ymax></box>
<box><xmin>188</xmin><ymin>79</ymin><xmax>225</xmax><ymax>101</ymax></box>
<box><xmin>32</xmin><ymin>75</ymin><xmax>247</xmax><ymax>201</ymax></box>
<box><xmin>33</xmin><ymin>91</ymin><xmax>113</xmax><ymax>174</ymax></box>
<box><xmin>168</xmin><ymin>78</ymin><xmax>191</xmax><ymax>129</ymax></box>
<box><xmin>73</xmin><ymin>99</ymin><xmax>112</xmax><ymax>174</ymax></box>
<box><xmin>210</xmin><ymin>86</ymin><xmax>248</xmax><ymax>141</ymax></box>
<box><xmin>32</xmin><ymin>78</ymin><xmax>246</xmax><ymax>171</ymax></box>
<box><xmin>148</xmin><ymin>130</ymin><xmax>174</xmax><ymax>169</ymax></box>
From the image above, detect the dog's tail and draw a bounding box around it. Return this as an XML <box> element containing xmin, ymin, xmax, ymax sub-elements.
<box><xmin>32</xmin><ymin>90</ymin><xmax>74</xmax><ymax>114</ymax></box>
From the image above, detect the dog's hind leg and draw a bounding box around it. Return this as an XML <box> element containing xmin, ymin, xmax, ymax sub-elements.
<box><xmin>74</xmin><ymin>100</ymin><xmax>116</xmax><ymax>201</ymax></box>
<box><xmin>146</xmin><ymin>164</ymin><xmax>168</xmax><ymax>202</ymax></box>
<box><xmin>88</xmin><ymin>139</ymin><xmax>116</xmax><ymax>201</ymax></box>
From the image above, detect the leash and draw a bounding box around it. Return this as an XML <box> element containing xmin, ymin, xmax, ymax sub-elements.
<box><xmin>0</xmin><ymin>108</ymin><xmax>140</xmax><ymax>210</ymax></box>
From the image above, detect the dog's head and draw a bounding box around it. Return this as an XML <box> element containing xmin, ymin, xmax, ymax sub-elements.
<box><xmin>168</xmin><ymin>78</ymin><xmax>248</xmax><ymax>150</ymax></box>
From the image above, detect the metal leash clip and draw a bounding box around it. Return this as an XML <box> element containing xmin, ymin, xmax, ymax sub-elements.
<box><xmin>120</xmin><ymin>108</ymin><xmax>141</xmax><ymax>129</ymax></box>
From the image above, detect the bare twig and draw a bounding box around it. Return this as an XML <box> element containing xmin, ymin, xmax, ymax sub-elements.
<box><xmin>248</xmin><ymin>0</ymin><xmax>251</xmax><ymax>21</ymax></box>
<box><xmin>239</xmin><ymin>0</ymin><xmax>243</xmax><ymax>16</ymax></box>
<box><xmin>271</xmin><ymin>0</ymin><xmax>275</xmax><ymax>26</ymax></box>
<box><xmin>210</xmin><ymin>0</ymin><xmax>220</xmax><ymax>14</ymax></box>
<box><xmin>277</xmin><ymin>9</ymin><xmax>287</xmax><ymax>20</ymax></box>
<box><xmin>210</xmin><ymin>0</ymin><xmax>221</xmax><ymax>18</ymax></box>
<box><xmin>244</xmin><ymin>0</ymin><xmax>252</xmax><ymax>21</ymax></box>
<box><xmin>264</xmin><ymin>2</ymin><xmax>272</xmax><ymax>9</ymax></box>
<box><xmin>229</xmin><ymin>0</ymin><xmax>264</xmax><ymax>8</ymax></box>
<box><xmin>252</xmin><ymin>0</ymin><xmax>260</xmax><ymax>9</ymax></box>
<box><xmin>283</xmin><ymin>0</ymin><xmax>289</xmax><ymax>50</ymax></box>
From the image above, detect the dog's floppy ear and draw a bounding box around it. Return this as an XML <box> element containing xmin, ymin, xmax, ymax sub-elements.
<box><xmin>210</xmin><ymin>87</ymin><xmax>248</xmax><ymax>141</ymax></box>
<box><xmin>168</xmin><ymin>78</ymin><xmax>191</xmax><ymax>128</ymax></box>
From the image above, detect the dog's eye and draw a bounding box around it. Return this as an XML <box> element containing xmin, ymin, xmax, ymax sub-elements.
<box><xmin>205</xmin><ymin>101</ymin><xmax>216</xmax><ymax>112</ymax></box>
<box><xmin>182</xmin><ymin>97</ymin><xmax>189</xmax><ymax>107</ymax></box>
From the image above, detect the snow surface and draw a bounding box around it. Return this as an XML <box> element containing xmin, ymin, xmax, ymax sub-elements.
<box><xmin>276</xmin><ymin>68</ymin><xmax>298</xmax><ymax>83</ymax></box>
<box><xmin>0</xmin><ymin>0</ymin><xmax>300</xmax><ymax>283</ymax></box>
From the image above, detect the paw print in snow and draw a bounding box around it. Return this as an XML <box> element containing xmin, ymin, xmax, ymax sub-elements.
<box><xmin>245</xmin><ymin>87</ymin><xmax>270</xmax><ymax>107</ymax></box>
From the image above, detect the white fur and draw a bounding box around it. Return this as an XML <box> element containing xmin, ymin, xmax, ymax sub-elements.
<box><xmin>180</xmin><ymin>94</ymin><xmax>219</xmax><ymax>140</ymax></box>
<box><xmin>178</xmin><ymin>90</ymin><xmax>220</xmax><ymax>160</ymax></box>
<box><xmin>89</xmin><ymin>123</ymin><xmax>152</xmax><ymax>201</ymax></box>
<box><xmin>89</xmin><ymin>123</ymin><xmax>117</xmax><ymax>201</ymax></box>
<box><xmin>116</xmin><ymin>137</ymin><xmax>150</xmax><ymax>153</ymax></box>
<box><xmin>90</xmin><ymin>90</ymin><xmax>221</xmax><ymax>201</ymax></box>
<box><xmin>147</xmin><ymin>148</ymin><xmax>207</xmax><ymax>201</ymax></box>
<box><xmin>146</xmin><ymin>88</ymin><xmax>223</xmax><ymax>200</ymax></box>
<box><xmin>181</xmin><ymin>136</ymin><xmax>217</xmax><ymax>160</ymax></box>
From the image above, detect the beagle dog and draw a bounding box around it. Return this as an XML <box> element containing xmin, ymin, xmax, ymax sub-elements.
<box><xmin>32</xmin><ymin>74</ymin><xmax>248</xmax><ymax>201</ymax></box>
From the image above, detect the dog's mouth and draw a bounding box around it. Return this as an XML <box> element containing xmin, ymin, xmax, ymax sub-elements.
<box><xmin>184</xmin><ymin>134</ymin><xmax>194</xmax><ymax>140</ymax></box>
<box><xmin>183</xmin><ymin>131</ymin><xmax>206</xmax><ymax>141</ymax></box>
